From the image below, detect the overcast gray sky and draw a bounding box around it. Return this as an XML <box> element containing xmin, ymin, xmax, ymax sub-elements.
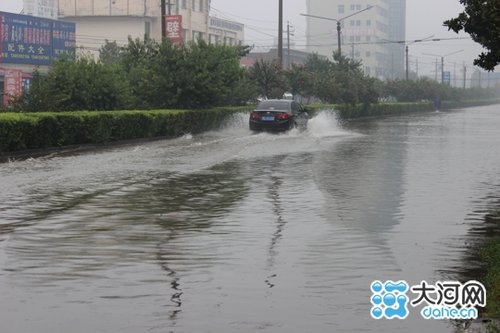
<box><xmin>0</xmin><ymin>0</ymin><xmax>488</xmax><ymax>75</ymax></box>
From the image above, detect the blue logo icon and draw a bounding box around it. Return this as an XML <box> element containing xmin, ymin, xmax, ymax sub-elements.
<box><xmin>371</xmin><ymin>280</ymin><xmax>409</xmax><ymax>319</ymax></box>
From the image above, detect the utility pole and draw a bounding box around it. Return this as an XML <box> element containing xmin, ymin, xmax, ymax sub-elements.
<box><xmin>406</xmin><ymin>45</ymin><xmax>409</xmax><ymax>80</ymax></box>
<box><xmin>441</xmin><ymin>56</ymin><xmax>445</xmax><ymax>84</ymax></box>
<box><xmin>278</xmin><ymin>0</ymin><xmax>283</xmax><ymax>65</ymax></box>
<box><xmin>435</xmin><ymin>58</ymin><xmax>438</xmax><ymax>82</ymax></box>
<box><xmin>301</xmin><ymin>6</ymin><xmax>373</xmax><ymax>58</ymax></box>
<box><xmin>453</xmin><ymin>62</ymin><xmax>456</xmax><ymax>87</ymax></box>
<box><xmin>402</xmin><ymin>35</ymin><xmax>433</xmax><ymax>80</ymax></box>
<box><xmin>161</xmin><ymin>0</ymin><xmax>166</xmax><ymax>39</ymax></box>
<box><xmin>337</xmin><ymin>21</ymin><xmax>341</xmax><ymax>56</ymax></box>
<box><xmin>391</xmin><ymin>53</ymin><xmax>394</xmax><ymax>79</ymax></box>
<box><xmin>160</xmin><ymin>0</ymin><xmax>172</xmax><ymax>39</ymax></box>
<box><xmin>463</xmin><ymin>63</ymin><xmax>467</xmax><ymax>89</ymax></box>
<box><xmin>423</xmin><ymin>50</ymin><xmax>463</xmax><ymax>85</ymax></box>
<box><xmin>287</xmin><ymin>21</ymin><xmax>290</xmax><ymax>69</ymax></box>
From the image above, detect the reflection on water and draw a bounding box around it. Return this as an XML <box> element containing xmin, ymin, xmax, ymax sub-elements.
<box><xmin>264</xmin><ymin>155</ymin><xmax>288</xmax><ymax>289</ymax></box>
<box><xmin>0</xmin><ymin>106</ymin><xmax>500</xmax><ymax>332</ymax></box>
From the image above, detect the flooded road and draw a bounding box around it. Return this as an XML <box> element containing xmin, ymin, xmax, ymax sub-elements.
<box><xmin>1</xmin><ymin>105</ymin><xmax>500</xmax><ymax>332</ymax></box>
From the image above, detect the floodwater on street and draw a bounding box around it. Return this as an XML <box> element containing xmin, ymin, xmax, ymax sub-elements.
<box><xmin>1</xmin><ymin>105</ymin><xmax>500</xmax><ymax>332</ymax></box>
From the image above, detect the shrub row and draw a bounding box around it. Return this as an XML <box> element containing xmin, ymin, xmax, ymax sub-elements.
<box><xmin>0</xmin><ymin>108</ymin><xmax>239</xmax><ymax>153</ymax></box>
<box><xmin>480</xmin><ymin>235</ymin><xmax>500</xmax><ymax>320</ymax></box>
<box><xmin>330</xmin><ymin>99</ymin><xmax>500</xmax><ymax>119</ymax></box>
<box><xmin>336</xmin><ymin>102</ymin><xmax>434</xmax><ymax>119</ymax></box>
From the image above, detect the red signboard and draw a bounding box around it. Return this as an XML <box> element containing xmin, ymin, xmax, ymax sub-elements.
<box><xmin>3</xmin><ymin>69</ymin><xmax>23</xmax><ymax>106</ymax></box>
<box><xmin>165</xmin><ymin>15</ymin><xmax>183</xmax><ymax>46</ymax></box>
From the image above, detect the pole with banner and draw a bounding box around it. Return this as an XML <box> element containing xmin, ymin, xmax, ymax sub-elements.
<box><xmin>3</xmin><ymin>69</ymin><xmax>23</xmax><ymax>107</ymax></box>
<box><xmin>165</xmin><ymin>15</ymin><xmax>183</xmax><ymax>47</ymax></box>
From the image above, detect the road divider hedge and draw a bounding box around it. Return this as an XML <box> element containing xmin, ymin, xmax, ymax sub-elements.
<box><xmin>0</xmin><ymin>108</ymin><xmax>240</xmax><ymax>153</ymax></box>
<box><xmin>336</xmin><ymin>102</ymin><xmax>434</xmax><ymax>118</ymax></box>
<box><xmin>305</xmin><ymin>99</ymin><xmax>500</xmax><ymax>119</ymax></box>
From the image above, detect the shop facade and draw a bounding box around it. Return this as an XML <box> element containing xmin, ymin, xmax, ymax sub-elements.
<box><xmin>0</xmin><ymin>11</ymin><xmax>75</xmax><ymax>107</ymax></box>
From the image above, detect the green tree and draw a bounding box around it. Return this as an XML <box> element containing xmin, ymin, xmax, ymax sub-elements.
<box><xmin>119</xmin><ymin>37</ymin><xmax>248</xmax><ymax>109</ymax></box>
<box><xmin>174</xmin><ymin>39</ymin><xmax>249</xmax><ymax>108</ymax></box>
<box><xmin>331</xmin><ymin>52</ymin><xmax>375</xmax><ymax>105</ymax></box>
<box><xmin>15</xmin><ymin>70</ymin><xmax>52</xmax><ymax>112</ymax></box>
<box><xmin>248</xmin><ymin>60</ymin><xmax>286</xmax><ymax>99</ymax></box>
<box><xmin>20</xmin><ymin>56</ymin><xmax>132</xmax><ymax>111</ymax></box>
<box><xmin>444</xmin><ymin>0</ymin><xmax>500</xmax><ymax>71</ymax></box>
<box><xmin>224</xmin><ymin>68</ymin><xmax>258</xmax><ymax>105</ymax></box>
<box><xmin>303</xmin><ymin>54</ymin><xmax>339</xmax><ymax>103</ymax></box>
<box><xmin>119</xmin><ymin>37</ymin><xmax>173</xmax><ymax>108</ymax></box>
<box><xmin>99</xmin><ymin>40</ymin><xmax>122</xmax><ymax>64</ymax></box>
<box><xmin>285</xmin><ymin>64</ymin><xmax>312</xmax><ymax>100</ymax></box>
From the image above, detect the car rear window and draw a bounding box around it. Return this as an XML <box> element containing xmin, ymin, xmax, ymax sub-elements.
<box><xmin>256</xmin><ymin>101</ymin><xmax>291</xmax><ymax>111</ymax></box>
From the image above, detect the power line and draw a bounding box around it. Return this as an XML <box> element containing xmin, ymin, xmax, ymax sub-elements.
<box><xmin>210</xmin><ymin>6</ymin><xmax>277</xmax><ymax>24</ymax></box>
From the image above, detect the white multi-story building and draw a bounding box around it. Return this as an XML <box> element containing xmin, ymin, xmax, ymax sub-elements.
<box><xmin>306</xmin><ymin>0</ymin><xmax>406</xmax><ymax>79</ymax></box>
<box><xmin>209</xmin><ymin>16</ymin><xmax>244</xmax><ymax>46</ymax></box>
<box><xmin>26</xmin><ymin>0</ymin><xmax>243</xmax><ymax>56</ymax></box>
<box><xmin>23</xmin><ymin>0</ymin><xmax>58</xmax><ymax>19</ymax></box>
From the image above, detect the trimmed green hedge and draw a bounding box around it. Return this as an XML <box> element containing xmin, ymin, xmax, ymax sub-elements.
<box><xmin>336</xmin><ymin>102</ymin><xmax>434</xmax><ymax>118</ymax></box>
<box><xmin>0</xmin><ymin>108</ymin><xmax>239</xmax><ymax>152</ymax></box>
<box><xmin>305</xmin><ymin>99</ymin><xmax>500</xmax><ymax>119</ymax></box>
<box><xmin>480</xmin><ymin>236</ymin><xmax>500</xmax><ymax>320</ymax></box>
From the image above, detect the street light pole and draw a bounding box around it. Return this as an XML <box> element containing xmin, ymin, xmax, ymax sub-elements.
<box><xmin>287</xmin><ymin>21</ymin><xmax>290</xmax><ymax>69</ymax></box>
<box><xmin>463</xmin><ymin>63</ymin><xmax>467</xmax><ymax>89</ymax></box>
<box><xmin>301</xmin><ymin>5</ymin><xmax>373</xmax><ymax>57</ymax></box>
<box><xmin>441</xmin><ymin>56</ymin><xmax>445</xmax><ymax>84</ymax></box>
<box><xmin>406</xmin><ymin>45</ymin><xmax>409</xmax><ymax>80</ymax></box>
<box><xmin>278</xmin><ymin>0</ymin><xmax>283</xmax><ymax>65</ymax></box>
<box><xmin>336</xmin><ymin>21</ymin><xmax>341</xmax><ymax>56</ymax></box>
<box><xmin>402</xmin><ymin>35</ymin><xmax>434</xmax><ymax>80</ymax></box>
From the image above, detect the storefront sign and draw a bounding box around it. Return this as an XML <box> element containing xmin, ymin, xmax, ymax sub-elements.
<box><xmin>52</xmin><ymin>20</ymin><xmax>76</xmax><ymax>58</ymax></box>
<box><xmin>3</xmin><ymin>69</ymin><xmax>23</xmax><ymax>106</ymax></box>
<box><xmin>0</xmin><ymin>11</ymin><xmax>75</xmax><ymax>65</ymax></box>
<box><xmin>165</xmin><ymin>15</ymin><xmax>183</xmax><ymax>46</ymax></box>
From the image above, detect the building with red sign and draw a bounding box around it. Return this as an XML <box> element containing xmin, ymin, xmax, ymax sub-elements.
<box><xmin>56</xmin><ymin>0</ymin><xmax>244</xmax><ymax>57</ymax></box>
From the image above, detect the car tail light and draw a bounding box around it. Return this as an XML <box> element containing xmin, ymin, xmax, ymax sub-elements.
<box><xmin>250</xmin><ymin>111</ymin><xmax>261</xmax><ymax>120</ymax></box>
<box><xmin>276</xmin><ymin>112</ymin><xmax>291</xmax><ymax>120</ymax></box>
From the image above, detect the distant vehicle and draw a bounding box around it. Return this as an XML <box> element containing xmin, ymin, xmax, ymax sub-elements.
<box><xmin>249</xmin><ymin>99</ymin><xmax>309</xmax><ymax>132</ymax></box>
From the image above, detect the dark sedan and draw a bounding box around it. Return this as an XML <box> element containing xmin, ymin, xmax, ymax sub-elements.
<box><xmin>249</xmin><ymin>99</ymin><xmax>309</xmax><ymax>132</ymax></box>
